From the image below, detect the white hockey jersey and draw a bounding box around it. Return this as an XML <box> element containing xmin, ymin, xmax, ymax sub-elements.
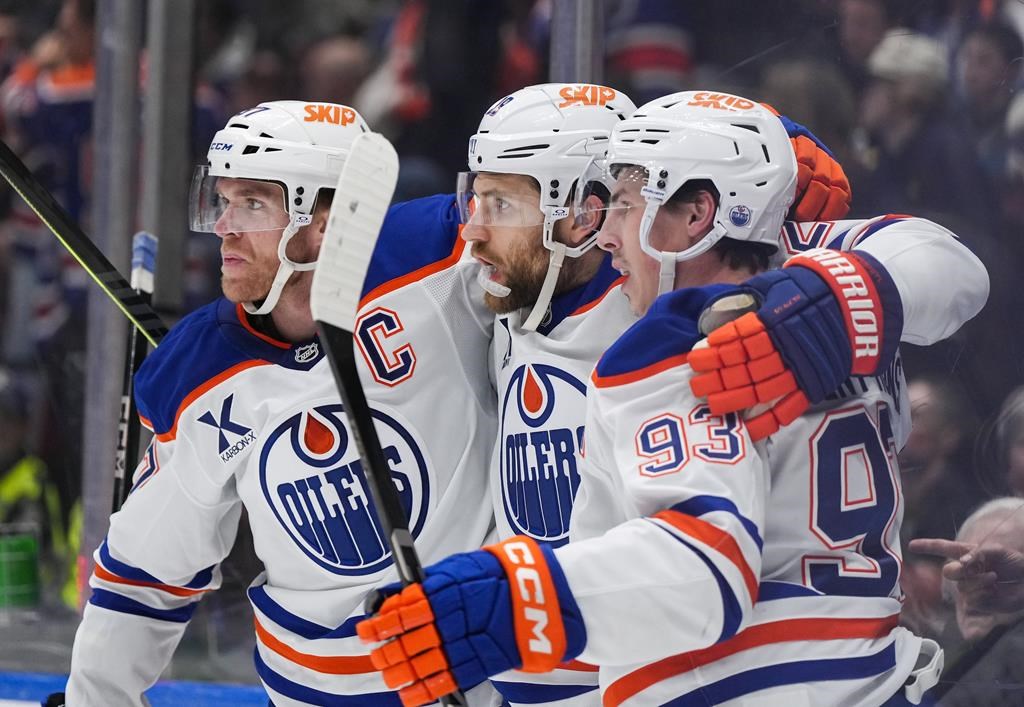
<box><xmin>66</xmin><ymin>195</ymin><xmax>498</xmax><ymax>707</ymax></box>
<box><xmin>491</xmin><ymin>215</ymin><xmax>988</xmax><ymax>706</ymax></box>
<box><xmin>489</xmin><ymin>257</ymin><xmax>635</xmax><ymax>705</ymax></box>
<box><xmin>564</xmin><ymin>282</ymin><xmax>914</xmax><ymax>706</ymax></box>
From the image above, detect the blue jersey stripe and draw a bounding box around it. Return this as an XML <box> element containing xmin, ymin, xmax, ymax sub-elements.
<box><xmin>649</xmin><ymin>520</ymin><xmax>743</xmax><ymax>642</ymax></box>
<box><xmin>248</xmin><ymin>585</ymin><xmax>363</xmax><ymax>639</ymax></box>
<box><xmin>490</xmin><ymin>680</ymin><xmax>598</xmax><ymax>703</ymax></box>
<box><xmin>253</xmin><ymin>649</ymin><xmax>400</xmax><ymax>706</ymax></box>
<box><xmin>89</xmin><ymin>588</ymin><xmax>196</xmax><ymax>623</ymax></box>
<box><xmin>670</xmin><ymin>496</ymin><xmax>763</xmax><ymax>551</ymax></box>
<box><xmin>757</xmin><ymin>581</ymin><xmax>823</xmax><ymax>601</ymax></box>
<box><xmin>98</xmin><ymin>540</ymin><xmax>214</xmax><ymax>589</ymax></box>
<box><xmin>662</xmin><ymin>641</ymin><xmax>897</xmax><ymax>706</ymax></box>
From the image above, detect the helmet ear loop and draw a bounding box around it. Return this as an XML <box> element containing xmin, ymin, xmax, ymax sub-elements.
<box><xmin>522</xmin><ymin>216</ymin><xmax>566</xmax><ymax>332</ymax></box>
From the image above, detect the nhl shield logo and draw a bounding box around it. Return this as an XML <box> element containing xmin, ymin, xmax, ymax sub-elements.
<box><xmin>499</xmin><ymin>364</ymin><xmax>586</xmax><ymax>546</ymax></box>
<box><xmin>259</xmin><ymin>403</ymin><xmax>431</xmax><ymax>575</ymax></box>
<box><xmin>294</xmin><ymin>343</ymin><xmax>320</xmax><ymax>364</ymax></box>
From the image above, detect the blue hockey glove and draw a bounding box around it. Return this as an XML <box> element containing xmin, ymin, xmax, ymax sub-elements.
<box><xmin>689</xmin><ymin>249</ymin><xmax>903</xmax><ymax>440</ymax></box>
<box><xmin>357</xmin><ymin>537</ymin><xmax>586</xmax><ymax>707</ymax></box>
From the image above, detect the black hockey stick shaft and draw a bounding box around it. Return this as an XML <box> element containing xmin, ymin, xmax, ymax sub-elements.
<box><xmin>318</xmin><ymin>323</ymin><xmax>425</xmax><ymax>584</ymax></box>
<box><xmin>111</xmin><ymin>234</ymin><xmax>158</xmax><ymax>512</ymax></box>
<box><xmin>0</xmin><ymin>138</ymin><xmax>167</xmax><ymax>346</ymax></box>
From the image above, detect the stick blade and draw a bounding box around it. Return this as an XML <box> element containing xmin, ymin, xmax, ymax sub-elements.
<box><xmin>311</xmin><ymin>132</ymin><xmax>399</xmax><ymax>331</ymax></box>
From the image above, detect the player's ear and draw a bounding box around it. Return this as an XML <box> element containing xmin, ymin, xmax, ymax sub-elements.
<box><xmin>686</xmin><ymin>190</ymin><xmax>717</xmax><ymax>245</ymax></box>
<box><xmin>560</xmin><ymin>193</ymin><xmax>602</xmax><ymax>246</ymax></box>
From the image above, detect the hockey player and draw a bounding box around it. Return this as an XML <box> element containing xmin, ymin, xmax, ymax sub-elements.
<box><xmin>356</xmin><ymin>92</ymin><xmax>988</xmax><ymax>706</ymax></box>
<box><xmin>63</xmin><ymin>102</ymin><xmax>498</xmax><ymax>706</ymax></box>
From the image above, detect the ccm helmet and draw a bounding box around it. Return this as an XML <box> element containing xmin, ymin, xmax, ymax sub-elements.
<box><xmin>190</xmin><ymin>101</ymin><xmax>369</xmax><ymax>314</ymax></box>
<box><xmin>459</xmin><ymin>83</ymin><xmax>636</xmax><ymax>330</ymax></box>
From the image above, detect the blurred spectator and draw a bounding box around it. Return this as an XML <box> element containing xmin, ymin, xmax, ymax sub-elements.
<box><xmin>851</xmin><ymin>29</ymin><xmax>997</xmax><ymax>233</ymax></box>
<box><xmin>835</xmin><ymin>0</ymin><xmax>893</xmax><ymax>95</ymax></box>
<box><xmin>604</xmin><ymin>0</ymin><xmax>694</xmax><ymax>104</ymax></box>
<box><xmin>759</xmin><ymin>59</ymin><xmax>858</xmax><ymax>166</ymax></box>
<box><xmin>899</xmin><ymin>375</ymin><xmax>984</xmax><ymax>640</ymax></box>
<box><xmin>225</xmin><ymin>47</ymin><xmax>289</xmax><ymax>116</ymax></box>
<box><xmin>956</xmin><ymin>20</ymin><xmax>1023</xmax><ymax>182</ymax></box>
<box><xmin>993</xmin><ymin>387</ymin><xmax>1024</xmax><ymax>497</ymax></box>
<box><xmin>299</xmin><ymin>35</ymin><xmax>370</xmax><ymax>104</ymax></box>
<box><xmin>927</xmin><ymin>497</ymin><xmax>1024</xmax><ymax>705</ymax></box>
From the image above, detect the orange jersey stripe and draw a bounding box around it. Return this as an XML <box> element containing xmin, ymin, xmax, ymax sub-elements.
<box><xmin>591</xmin><ymin>353</ymin><xmax>690</xmax><ymax>389</ymax></box>
<box><xmin>653</xmin><ymin>510</ymin><xmax>758</xmax><ymax>604</ymax></box>
<box><xmin>359</xmin><ymin>233</ymin><xmax>467</xmax><ymax>309</ymax></box>
<box><xmin>93</xmin><ymin>563</ymin><xmax>209</xmax><ymax>598</ymax></box>
<box><xmin>155</xmin><ymin>359</ymin><xmax>270</xmax><ymax>442</ymax></box>
<box><xmin>560</xmin><ymin>659</ymin><xmax>599</xmax><ymax>672</ymax></box>
<box><xmin>603</xmin><ymin>614</ymin><xmax>899</xmax><ymax>706</ymax></box>
<box><xmin>570</xmin><ymin>276</ymin><xmax>625</xmax><ymax>318</ymax></box>
<box><xmin>254</xmin><ymin>617</ymin><xmax>376</xmax><ymax>674</ymax></box>
<box><xmin>236</xmin><ymin>303</ymin><xmax>291</xmax><ymax>349</ymax></box>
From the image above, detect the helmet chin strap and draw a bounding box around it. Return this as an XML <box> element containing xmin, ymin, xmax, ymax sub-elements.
<box><xmin>522</xmin><ymin>218</ymin><xmax>565</xmax><ymax>332</ymax></box>
<box><xmin>637</xmin><ymin>199</ymin><xmax>729</xmax><ymax>297</ymax></box>
<box><xmin>243</xmin><ymin>218</ymin><xmax>317</xmax><ymax>316</ymax></box>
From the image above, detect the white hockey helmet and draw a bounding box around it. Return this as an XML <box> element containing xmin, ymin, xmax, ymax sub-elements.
<box><xmin>578</xmin><ymin>90</ymin><xmax>796</xmax><ymax>295</ymax></box>
<box><xmin>190</xmin><ymin>101</ymin><xmax>369</xmax><ymax>314</ymax></box>
<box><xmin>458</xmin><ymin>83</ymin><xmax>636</xmax><ymax>330</ymax></box>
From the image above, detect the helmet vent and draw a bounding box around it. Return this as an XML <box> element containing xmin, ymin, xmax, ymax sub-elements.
<box><xmin>260</xmin><ymin>132</ymin><xmax>274</xmax><ymax>138</ymax></box>
<box><xmin>243</xmin><ymin>145</ymin><xmax>259</xmax><ymax>155</ymax></box>
<box><xmin>498</xmin><ymin>143</ymin><xmax>551</xmax><ymax>158</ymax></box>
<box><xmin>732</xmin><ymin>123</ymin><xmax>761</xmax><ymax>134</ymax></box>
<box><xmin>228</xmin><ymin>123</ymin><xmax>249</xmax><ymax>129</ymax></box>
<box><xmin>755</xmin><ymin>181</ymin><xmax>767</xmax><ymax>187</ymax></box>
<box><xmin>265</xmin><ymin>147</ymin><xmax>281</xmax><ymax>153</ymax></box>
<box><xmin>761</xmin><ymin>145</ymin><xmax>771</xmax><ymax>162</ymax></box>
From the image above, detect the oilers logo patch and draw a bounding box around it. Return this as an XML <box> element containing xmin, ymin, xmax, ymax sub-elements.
<box><xmin>499</xmin><ymin>363</ymin><xmax>586</xmax><ymax>546</ymax></box>
<box><xmin>259</xmin><ymin>403</ymin><xmax>431</xmax><ymax>575</ymax></box>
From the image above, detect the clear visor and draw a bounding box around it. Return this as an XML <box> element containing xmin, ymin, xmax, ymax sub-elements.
<box><xmin>189</xmin><ymin>166</ymin><xmax>291</xmax><ymax>234</ymax></box>
<box><xmin>456</xmin><ymin>171</ymin><xmax>547</xmax><ymax>228</ymax></box>
<box><xmin>573</xmin><ymin>158</ymin><xmax>657</xmax><ymax>223</ymax></box>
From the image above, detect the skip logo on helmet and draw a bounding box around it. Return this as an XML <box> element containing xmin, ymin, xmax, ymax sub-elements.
<box><xmin>686</xmin><ymin>92</ymin><xmax>757</xmax><ymax>112</ymax></box>
<box><xmin>557</xmin><ymin>84</ymin><xmax>617</xmax><ymax>108</ymax></box>
<box><xmin>303</xmin><ymin>103</ymin><xmax>358</xmax><ymax>126</ymax></box>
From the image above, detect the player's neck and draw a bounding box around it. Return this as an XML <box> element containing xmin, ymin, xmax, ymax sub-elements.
<box><xmin>270</xmin><ymin>279</ymin><xmax>317</xmax><ymax>342</ymax></box>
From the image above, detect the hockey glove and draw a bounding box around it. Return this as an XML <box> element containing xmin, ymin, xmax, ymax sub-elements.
<box><xmin>689</xmin><ymin>249</ymin><xmax>903</xmax><ymax>440</ymax></box>
<box><xmin>357</xmin><ymin>537</ymin><xmax>586</xmax><ymax>707</ymax></box>
<box><xmin>770</xmin><ymin>109</ymin><xmax>852</xmax><ymax>222</ymax></box>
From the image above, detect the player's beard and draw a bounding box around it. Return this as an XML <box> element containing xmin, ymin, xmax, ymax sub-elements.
<box><xmin>221</xmin><ymin>228</ymin><xmax>319</xmax><ymax>305</ymax></box>
<box><xmin>479</xmin><ymin>239</ymin><xmax>594</xmax><ymax>315</ymax></box>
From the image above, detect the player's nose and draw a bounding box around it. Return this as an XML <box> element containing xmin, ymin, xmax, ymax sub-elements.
<box><xmin>595</xmin><ymin>223</ymin><xmax>619</xmax><ymax>253</ymax></box>
<box><xmin>461</xmin><ymin>221</ymin><xmax>488</xmax><ymax>244</ymax></box>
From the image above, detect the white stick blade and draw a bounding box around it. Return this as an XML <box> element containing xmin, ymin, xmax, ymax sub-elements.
<box><xmin>311</xmin><ymin>132</ymin><xmax>399</xmax><ymax>330</ymax></box>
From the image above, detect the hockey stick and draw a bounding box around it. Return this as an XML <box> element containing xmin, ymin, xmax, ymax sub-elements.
<box><xmin>111</xmin><ymin>232</ymin><xmax>158</xmax><ymax>512</ymax></box>
<box><xmin>310</xmin><ymin>133</ymin><xmax>467</xmax><ymax>707</ymax></box>
<box><xmin>0</xmin><ymin>138</ymin><xmax>168</xmax><ymax>346</ymax></box>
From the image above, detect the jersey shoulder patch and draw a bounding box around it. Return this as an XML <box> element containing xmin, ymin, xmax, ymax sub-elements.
<box><xmin>593</xmin><ymin>284</ymin><xmax>736</xmax><ymax>387</ymax></box>
<box><xmin>134</xmin><ymin>298</ymin><xmax>262</xmax><ymax>436</ymax></box>
<box><xmin>361</xmin><ymin>194</ymin><xmax>464</xmax><ymax>301</ymax></box>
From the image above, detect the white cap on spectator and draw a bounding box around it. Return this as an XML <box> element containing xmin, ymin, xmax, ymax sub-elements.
<box><xmin>868</xmin><ymin>29</ymin><xmax>949</xmax><ymax>92</ymax></box>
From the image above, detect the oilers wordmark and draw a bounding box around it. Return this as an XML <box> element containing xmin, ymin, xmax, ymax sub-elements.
<box><xmin>260</xmin><ymin>403</ymin><xmax>430</xmax><ymax>575</ymax></box>
<box><xmin>500</xmin><ymin>364</ymin><xmax>587</xmax><ymax>545</ymax></box>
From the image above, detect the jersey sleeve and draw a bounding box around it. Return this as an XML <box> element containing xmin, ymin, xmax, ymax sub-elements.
<box><xmin>826</xmin><ymin>216</ymin><xmax>989</xmax><ymax>345</ymax></box>
<box><xmin>66</xmin><ymin>315</ymin><xmax>245</xmax><ymax>707</ymax></box>
<box><xmin>560</xmin><ymin>298</ymin><xmax>768</xmax><ymax>667</ymax></box>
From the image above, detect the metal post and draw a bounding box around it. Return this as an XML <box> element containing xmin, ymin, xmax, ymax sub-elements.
<box><xmin>549</xmin><ymin>0</ymin><xmax>604</xmax><ymax>84</ymax></box>
<box><xmin>80</xmin><ymin>0</ymin><xmax>142</xmax><ymax>594</ymax></box>
<box><xmin>142</xmin><ymin>0</ymin><xmax>196</xmax><ymax>314</ymax></box>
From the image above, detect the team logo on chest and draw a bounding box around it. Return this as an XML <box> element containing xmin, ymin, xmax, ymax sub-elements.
<box><xmin>259</xmin><ymin>403</ymin><xmax>430</xmax><ymax>575</ymax></box>
<box><xmin>500</xmin><ymin>364</ymin><xmax>586</xmax><ymax>546</ymax></box>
